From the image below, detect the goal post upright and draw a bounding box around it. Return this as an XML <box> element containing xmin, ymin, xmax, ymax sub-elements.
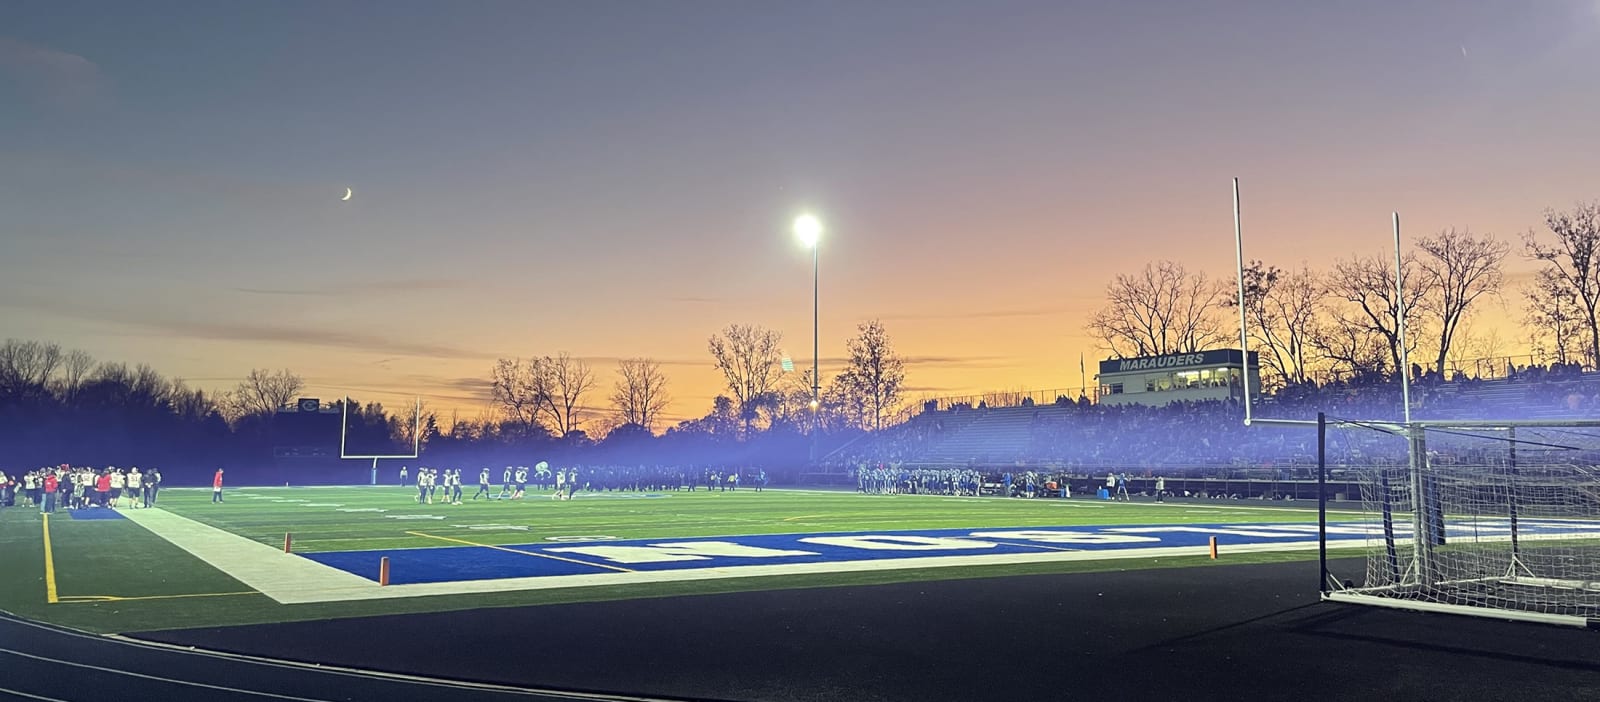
<box><xmin>1317</xmin><ymin>412</ymin><xmax>1329</xmax><ymax>595</ymax></box>
<box><xmin>339</xmin><ymin>394</ymin><xmax>423</xmax><ymax>485</ymax></box>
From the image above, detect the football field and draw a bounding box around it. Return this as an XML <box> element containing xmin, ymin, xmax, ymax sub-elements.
<box><xmin>4</xmin><ymin>485</ymin><xmax>1370</xmax><ymax>634</ymax></box>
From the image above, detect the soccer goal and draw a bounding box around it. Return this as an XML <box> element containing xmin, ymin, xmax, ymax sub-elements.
<box><xmin>1322</xmin><ymin>417</ymin><xmax>1600</xmax><ymax>627</ymax></box>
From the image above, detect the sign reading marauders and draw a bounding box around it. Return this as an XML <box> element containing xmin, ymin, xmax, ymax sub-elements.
<box><xmin>1098</xmin><ymin>349</ymin><xmax>1259</xmax><ymax>376</ymax></box>
<box><xmin>299</xmin><ymin>520</ymin><xmax>1600</xmax><ymax>586</ymax></box>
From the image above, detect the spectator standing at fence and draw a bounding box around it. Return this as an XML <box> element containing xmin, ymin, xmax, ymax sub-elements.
<box><xmin>211</xmin><ymin>468</ymin><xmax>225</xmax><ymax>503</ymax></box>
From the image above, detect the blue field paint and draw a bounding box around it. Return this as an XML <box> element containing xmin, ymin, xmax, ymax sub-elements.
<box><xmin>306</xmin><ymin>544</ymin><xmax>601</xmax><ymax>584</ymax></box>
<box><xmin>301</xmin><ymin>519</ymin><xmax>1600</xmax><ymax>585</ymax></box>
<box><xmin>65</xmin><ymin>509</ymin><xmax>128</xmax><ymax>521</ymax></box>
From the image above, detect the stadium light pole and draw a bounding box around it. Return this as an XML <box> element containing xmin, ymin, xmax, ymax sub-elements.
<box><xmin>794</xmin><ymin>213</ymin><xmax>823</xmax><ymax>464</ymax></box>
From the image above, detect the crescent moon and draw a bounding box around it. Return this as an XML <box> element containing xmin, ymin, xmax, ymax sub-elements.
<box><xmin>341</xmin><ymin>187</ymin><xmax>353</xmax><ymax>201</ymax></box>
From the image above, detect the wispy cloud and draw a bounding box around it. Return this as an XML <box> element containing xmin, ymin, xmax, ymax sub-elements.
<box><xmin>0</xmin><ymin>38</ymin><xmax>103</xmax><ymax>106</ymax></box>
<box><xmin>1</xmin><ymin>293</ymin><xmax>495</xmax><ymax>361</ymax></box>
<box><xmin>231</xmin><ymin>279</ymin><xmax>469</xmax><ymax>297</ymax></box>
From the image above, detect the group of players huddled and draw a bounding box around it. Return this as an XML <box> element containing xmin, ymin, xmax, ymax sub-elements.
<box><xmin>401</xmin><ymin>463</ymin><xmax>768</xmax><ymax>504</ymax></box>
<box><xmin>855</xmin><ymin>466</ymin><xmax>1076</xmax><ymax>498</ymax></box>
<box><xmin>0</xmin><ymin>465</ymin><xmax>162</xmax><ymax>512</ymax></box>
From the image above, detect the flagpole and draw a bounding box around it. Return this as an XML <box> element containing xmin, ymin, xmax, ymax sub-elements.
<box><xmin>1079</xmin><ymin>353</ymin><xmax>1086</xmax><ymax>399</ymax></box>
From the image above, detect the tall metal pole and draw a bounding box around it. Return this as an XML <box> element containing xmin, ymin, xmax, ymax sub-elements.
<box><xmin>811</xmin><ymin>242</ymin><xmax>820</xmax><ymax>464</ymax></box>
<box><xmin>1394</xmin><ymin>212</ymin><xmax>1412</xmax><ymax>425</ymax></box>
<box><xmin>1317</xmin><ymin>412</ymin><xmax>1329</xmax><ymax>594</ymax></box>
<box><xmin>1232</xmin><ymin>178</ymin><xmax>1253</xmax><ymax>425</ymax></box>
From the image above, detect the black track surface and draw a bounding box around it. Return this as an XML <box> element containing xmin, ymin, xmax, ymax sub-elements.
<box><xmin>0</xmin><ymin>612</ymin><xmax>687</xmax><ymax>701</ymax></box>
<box><xmin>129</xmin><ymin>558</ymin><xmax>1600</xmax><ymax>702</ymax></box>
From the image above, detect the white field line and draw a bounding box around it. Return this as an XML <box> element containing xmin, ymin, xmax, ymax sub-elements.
<box><xmin>120</xmin><ymin>508</ymin><xmax>373</xmax><ymax>605</ymax></box>
<box><xmin>124</xmin><ymin>504</ymin><xmax>1332</xmax><ymax>605</ymax></box>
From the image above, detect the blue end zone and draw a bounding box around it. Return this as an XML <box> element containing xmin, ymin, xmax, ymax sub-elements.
<box><xmin>299</xmin><ymin>519</ymin><xmax>1600</xmax><ymax>585</ymax></box>
<box><xmin>65</xmin><ymin>509</ymin><xmax>128</xmax><ymax>521</ymax></box>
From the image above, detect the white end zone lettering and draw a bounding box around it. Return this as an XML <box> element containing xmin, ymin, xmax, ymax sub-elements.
<box><xmin>1107</xmin><ymin>526</ymin><xmax>1316</xmax><ymax>538</ymax></box>
<box><xmin>799</xmin><ymin>535</ymin><xmax>998</xmax><ymax>551</ymax></box>
<box><xmin>548</xmin><ymin>541</ymin><xmax>818</xmax><ymax>564</ymax></box>
<box><xmin>968</xmin><ymin>530</ymin><xmax>1160</xmax><ymax>544</ymax></box>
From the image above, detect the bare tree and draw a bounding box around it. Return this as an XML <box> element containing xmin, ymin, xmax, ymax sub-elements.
<box><xmin>391</xmin><ymin>400</ymin><xmax>439</xmax><ymax>451</ymax></box>
<box><xmin>1524</xmin><ymin>267</ymin><xmax>1585</xmax><ymax>366</ymax></box>
<box><xmin>52</xmin><ymin>348</ymin><xmax>95</xmax><ymax>401</ymax></box>
<box><xmin>1308</xmin><ymin>316</ymin><xmax>1392</xmax><ymax>382</ymax></box>
<box><xmin>708</xmin><ymin>324</ymin><xmax>785</xmax><ymax>434</ymax></box>
<box><xmin>610</xmin><ymin>357</ymin><xmax>671</xmax><ymax>433</ymax></box>
<box><xmin>489</xmin><ymin>358</ymin><xmax>542</xmax><ymax>433</ymax></box>
<box><xmin>220</xmin><ymin>368</ymin><xmax>303</xmax><ymax>419</ymax></box>
<box><xmin>169</xmin><ymin>379</ymin><xmax>221</xmax><ymax>422</ymax></box>
<box><xmin>536</xmin><ymin>352</ymin><xmax>594</xmax><ymax>437</ymax></box>
<box><xmin>0</xmin><ymin>339</ymin><xmax>63</xmax><ymax>400</ymax></box>
<box><xmin>1523</xmin><ymin>202</ymin><xmax>1600</xmax><ymax>368</ymax></box>
<box><xmin>1415</xmin><ymin>229</ymin><xmax>1510</xmax><ymax>376</ymax></box>
<box><xmin>1230</xmin><ymin>261</ymin><xmax>1321</xmax><ymax>388</ymax></box>
<box><xmin>1320</xmin><ymin>253</ymin><xmax>1429</xmax><ymax>379</ymax></box>
<box><xmin>839</xmin><ymin>320</ymin><xmax>906</xmax><ymax>431</ymax></box>
<box><xmin>1087</xmin><ymin>261</ymin><xmax>1230</xmax><ymax>357</ymax></box>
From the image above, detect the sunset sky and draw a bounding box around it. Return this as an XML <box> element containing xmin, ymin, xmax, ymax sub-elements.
<box><xmin>4</xmin><ymin>1</ymin><xmax>1599</xmax><ymax>426</ymax></box>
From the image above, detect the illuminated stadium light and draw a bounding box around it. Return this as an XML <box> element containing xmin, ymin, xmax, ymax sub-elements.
<box><xmin>793</xmin><ymin>213</ymin><xmax>823</xmax><ymax>248</ymax></box>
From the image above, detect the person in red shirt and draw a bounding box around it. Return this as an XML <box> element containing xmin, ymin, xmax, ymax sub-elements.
<box><xmin>212</xmin><ymin>468</ymin><xmax>224</xmax><ymax>503</ymax></box>
<box><xmin>43</xmin><ymin>473</ymin><xmax>57</xmax><ymax>514</ymax></box>
<box><xmin>95</xmin><ymin>470</ymin><xmax>112</xmax><ymax>508</ymax></box>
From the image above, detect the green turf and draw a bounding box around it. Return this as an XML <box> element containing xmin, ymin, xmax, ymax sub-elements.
<box><xmin>159</xmin><ymin>486</ymin><xmax>1330</xmax><ymax>551</ymax></box>
<box><xmin>0</xmin><ymin>487</ymin><xmax>1349</xmax><ymax>635</ymax></box>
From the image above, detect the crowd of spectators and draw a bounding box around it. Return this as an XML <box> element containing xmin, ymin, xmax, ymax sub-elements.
<box><xmin>832</xmin><ymin>364</ymin><xmax>1600</xmax><ymax>475</ymax></box>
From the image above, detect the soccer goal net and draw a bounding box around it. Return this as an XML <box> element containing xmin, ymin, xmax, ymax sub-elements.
<box><xmin>1324</xmin><ymin>419</ymin><xmax>1600</xmax><ymax>627</ymax></box>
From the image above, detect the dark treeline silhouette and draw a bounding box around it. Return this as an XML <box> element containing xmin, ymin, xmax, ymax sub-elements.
<box><xmin>0</xmin><ymin>339</ymin><xmax>862</xmax><ymax>486</ymax></box>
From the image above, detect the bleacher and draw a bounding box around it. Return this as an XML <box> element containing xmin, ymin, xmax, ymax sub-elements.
<box><xmin>827</xmin><ymin>366</ymin><xmax>1600</xmax><ymax>474</ymax></box>
<box><xmin>920</xmin><ymin>405</ymin><xmax>1050</xmax><ymax>462</ymax></box>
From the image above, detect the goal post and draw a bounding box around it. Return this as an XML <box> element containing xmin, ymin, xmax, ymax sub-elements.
<box><xmin>340</xmin><ymin>395</ymin><xmax>422</xmax><ymax>485</ymax></box>
<box><xmin>1322</xmin><ymin>417</ymin><xmax>1600</xmax><ymax>627</ymax></box>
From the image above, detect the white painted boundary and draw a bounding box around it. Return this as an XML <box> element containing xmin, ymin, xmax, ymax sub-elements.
<box><xmin>122</xmin><ymin>507</ymin><xmax>1331</xmax><ymax>606</ymax></box>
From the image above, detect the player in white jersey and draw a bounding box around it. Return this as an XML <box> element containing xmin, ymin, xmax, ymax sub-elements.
<box><xmin>450</xmin><ymin>469</ymin><xmax>464</xmax><ymax>504</ymax></box>
<box><xmin>126</xmin><ymin>468</ymin><xmax>143</xmax><ymax>509</ymax></box>
<box><xmin>416</xmin><ymin>469</ymin><xmax>429</xmax><ymax>504</ymax></box>
<box><xmin>513</xmin><ymin>467</ymin><xmax>528</xmax><ymax>499</ymax></box>
<box><xmin>108</xmin><ymin>469</ymin><xmax>126</xmax><ymax>508</ymax></box>
<box><xmin>474</xmin><ymin>468</ymin><xmax>493</xmax><ymax>500</ymax></box>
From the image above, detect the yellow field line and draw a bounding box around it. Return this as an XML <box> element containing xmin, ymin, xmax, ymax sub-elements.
<box><xmin>405</xmin><ymin>531</ymin><xmax>635</xmax><ymax>573</ymax></box>
<box><xmin>54</xmin><ymin>591</ymin><xmax>260</xmax><ymax>604</ymax></box>
<box><xmin>42</xmin><ymin>513</ymin><xmax>58</xmax><ymax>604</ymax></box>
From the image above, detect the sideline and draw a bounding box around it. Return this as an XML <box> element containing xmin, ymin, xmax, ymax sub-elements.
<box><xmin>41</xmin><ymin>514</ymin><xmax>58</xmax><ymax>604</ymax></box>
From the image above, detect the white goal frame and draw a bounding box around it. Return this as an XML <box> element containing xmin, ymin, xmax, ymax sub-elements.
<box><xmin>339</xmin><ymin>395</ymin><xmax>422</xmax><ymax>480</ymax></box>
<box><xmin>1230</xmin><ymin>178</ymin><xmax>1600</xmax><ymax>627</ymax></box>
